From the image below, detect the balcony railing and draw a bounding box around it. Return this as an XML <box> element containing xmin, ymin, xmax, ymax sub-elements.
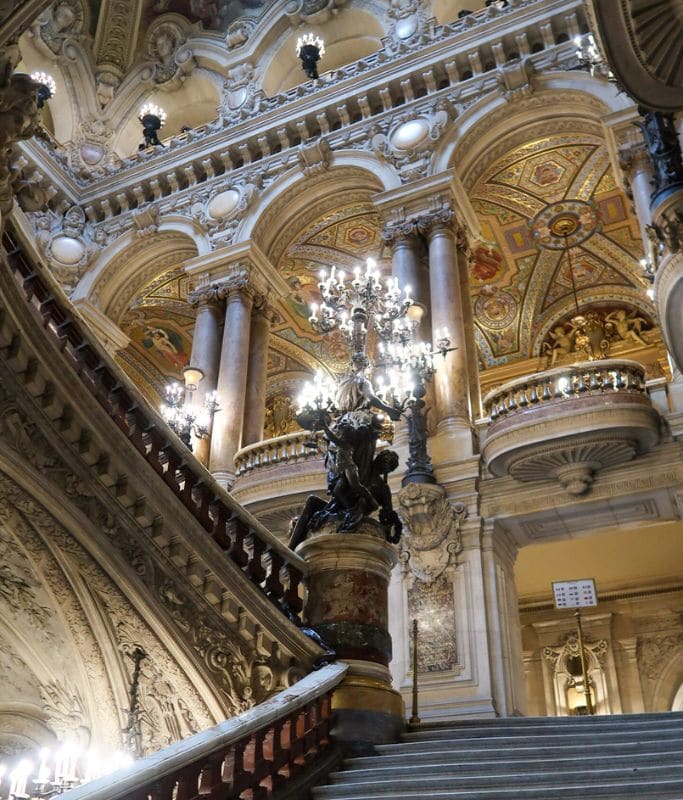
<box><xmin>2</xmin><ymin>227</ymin><xmax>305</xmax><ymax>621</ymax></box>
<box><xmin>235</xmin><ymin>431</ymin><xmax>323</xmax><ymax>479</ymax></box>
<box><xmin>481</xmin><ymin>360</ymin><xmax>660</xmax><ymax>494</ymax></box>
<box><xmin>60</xmin><ymin>662</ymin><xmax>347</xmax><ymax>800</ymax></box>
<box><xmin>484</xmin><ymin>360</ymin><xmax>648</xmax><ymax>422</ymax></box>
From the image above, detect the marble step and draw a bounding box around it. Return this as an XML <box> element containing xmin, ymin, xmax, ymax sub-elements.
<box><xmin>346</xmin><ymin>738</ymin><xmax>683</xmax><ymax>767</ymax></box>
<box><xmin>312</xmin><ymin>780</ymin><xmax>683</xmax><ymax>800</ymax></box>
<box><xmin>336</xmin><ymin>748</ymin><xmax>683</xmax><ymax>778</ymax></box>
<box><xmin>401</xmin><ymin>719</ymin><xmax>683</xmax><ymax>741</ymax></box>
<box><xmin>407</xmin><ymin>711</ymin><xmax>683</xmax><ymax>728</ymax></box>
<box><xmin>375</xmin><ymin>726</ymin><xmax>683</xmax><ymax>752</ymax></box>
<box><xmin>312</xmin><ymin>764</ymin><xmax>683</xmax><ymax>798</ymax></box>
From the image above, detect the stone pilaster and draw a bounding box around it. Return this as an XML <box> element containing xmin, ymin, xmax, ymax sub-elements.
<box><xmin>242</xmin><ymin>301</ymin><xmax>273</xmax><ymax>447</ymax></box>
<box><xmin>297</xmin><ymin>521</ymin><xmax>404</xmax><ymax>751</ymax></box>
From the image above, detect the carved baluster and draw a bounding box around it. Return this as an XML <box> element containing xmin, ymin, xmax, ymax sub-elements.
<box><xmin>162</xmin><ymin>446</ymin><xmax>183</xmax><ymax>493</ymax></box>
<box><xmin>247</xmin><ymin>532</ymin><xmax>267</xmax><ymax>584</ymax></box>
<box><xmin>528</xmin><ymin>381</ymin><xmax>539</xmax><ymax>404</ymax></box>
<box><xmin>575</xmin><ymin>372</ymin><xmax>587</xmax><ymax>394</ymax></box>
<box><xmin>179</xmin><ymin>465</ymin><xmax>198</xmax><ymax>511</ymax></box>
<box><xmin>144</xmin><ymin>425</ymin><xmax>168</xmax><ymax>477</ymax></box>
<box><xmin>126</xmin><ymin>406</ymin><xmax>149</xmax><ymax>454</ymax></box>
<box><xmin>283</xmin><ymin>565</ymin><xmax>304</xmax><ymax>616</ymax></box>
<box><xmin>193</xmin><ymin>482</ymin><xmax>214</xmax><ymax>531</ymax></box>
<box><xmin>265</xmin><ymin>549</ymin><xmax>285</xmax><ymax>599</ymax></box>
<box><xmin>615</xmin><ymin>370</ymin><xmax>626</xmax><ymax>389</ymax></box>
<box><xmin>588</xmin><ymin>369</ymin><xmax>601</xmax><ymax>391</ymax></box>
<box><xmin>227</xmin><ymin>515</ymin><xmax>250</xmax><ymax>568</ymax></box>
<box><xmin>174</xmin><ymin>765</ymin><xmax>202</xmax><ymax>800</ymax></box>
<box><xmin>541</xmin><ymin>379</ymin><xmax>552</xmax><ymax>401</ymax></box>
<box><xmin>211</xmin><ymin>502</ymin><xmax>231</xmax><ymax>549</ymax></box>
<box><xmin>518</xmin><ymin>383</ymin><xmax>529</xmax><ymax>407</ymax></box>
<box><xmin>506</xmin><ymin>391</ymin><xmax>517</xmax><ymax>411</ymax></box>
<box><xmin>197</xmin><ymin>754</ymin><xmax>225</xmax><ymax>799</ymax></box>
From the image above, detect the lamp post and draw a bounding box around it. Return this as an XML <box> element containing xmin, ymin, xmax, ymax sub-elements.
<box><xmin>30</xmin><ymin>72</ymin><xmax>56</xmax><ymax>108</ymax></box>
<box><xmin>138</xmin><ymin>102</ymin><xmax>166</xmax><ymax>148</ymax></box>
<box><xmin>161</xmin><ymin>374</ymin><xmax>219</xmax><ymax>452</ymax></box>
<box><xmin>296</xmin><ymin>33</ymin><xmax>325</xmax><ymax>80</ymax></box>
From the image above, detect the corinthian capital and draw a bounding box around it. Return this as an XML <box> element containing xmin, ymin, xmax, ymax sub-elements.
<box><xmin>416</xmin><ymin>203</ymin><xmax>455</xmax><ymax>237</ymax></box>
<box><xmin>187</xmin><ymin>283</ymin><xmax>224</xmax><ymax>308</ymax></box>
<box><xmin>381</xmin><ymin>218</ymin><xmax>419</xmax><ymax>244</ymax></box>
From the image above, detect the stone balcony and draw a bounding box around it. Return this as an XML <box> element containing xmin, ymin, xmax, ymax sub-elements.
<box><xmin>230</xmin><ymin>431</ymin><xmax>326</xmax><ymax>537</ymax></box>
<box><xmin>481</xmin><ymin>360</ymin><xmax>661</xmax><ymax>495</ymax></box>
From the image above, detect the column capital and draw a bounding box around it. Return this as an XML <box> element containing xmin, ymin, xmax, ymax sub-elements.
<box><xmin>187</xmin><ymin>282</ymin><xmax>224</xmax><ymax>308</ymax></box>
<box><xmin>183</xmin><ymin>239</ymin><xmax>289</xmax><ymax>304</ymax></box>
<box><xmin>618</xmin><ymin>141</ymin><xmax>651</xmax><ymax>175</ymax></box>
<box><xmin>380</xmin><ymin>219</ymin><xmax>419</xmax><ymax>244</ymax></box>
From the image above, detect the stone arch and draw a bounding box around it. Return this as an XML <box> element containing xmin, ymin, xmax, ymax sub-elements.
<box><xmin>239</xmin><ymin>161</ymin><xmax>392</xmax><ymax>262</ymax></box>
<box><xmin>432</xmin><ymin>76</ymin><xmax>631</xmax><ymax>180</ymax></box>
<box><xmin>73</xmin><ymin>220</ymin><xmax>207</xmax><ymax>320</ymax></box>
<box><xmin>651</xmin><ymin>644</ymin><xmax>683</xmax><ymax>711</ymax></box>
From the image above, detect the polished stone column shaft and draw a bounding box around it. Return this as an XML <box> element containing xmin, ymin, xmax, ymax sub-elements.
<box><xmin>384</xmin><ymin>224</ymin><xmax>429</xmax><ymax>318</ymax></box>
<box><xmin>242</xmin><ymin>304</ymin><xmax>271</xmax><ymax>446</ymax></box>
<box><xmin>423</xmin><ymin>216</ymin><xmax>472</xmax><ymax>435</ymax></box>
<box><xmin>210</xmin><ymin>285</ymin><xmax>254</xmax><ymax>486</ymax></box>
<box><xmin>620</xmin><ymin>144</ymin><xmax>655</xmax><ymax>246</ymax></box>
<box><xmin>187</xmin><ymin>287</ymin><xmax>223</xmax><ymax>466</ymax></box>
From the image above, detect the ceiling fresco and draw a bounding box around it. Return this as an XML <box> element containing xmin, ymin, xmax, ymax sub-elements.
<box><xmin>274</xmin><ymin>201</ymin><xmax>389</xmax><ymax>377</ymax></box>
<box><xmin>469</xmin><ymin>133</ymin><xmax>648</xmax><ymax>367</ymax></box>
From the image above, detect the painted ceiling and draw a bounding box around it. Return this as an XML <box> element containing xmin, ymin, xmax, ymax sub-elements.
<box><xmin>469</xmin><ymin>132</ymin><xmax>648</xmax><ymax>367</ymax></box>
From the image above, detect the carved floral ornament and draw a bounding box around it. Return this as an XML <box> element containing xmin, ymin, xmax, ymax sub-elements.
<box><xmin>397</xmin><ymin>483</ymin><xmax>465</xmax><ymax>584</ymax></box>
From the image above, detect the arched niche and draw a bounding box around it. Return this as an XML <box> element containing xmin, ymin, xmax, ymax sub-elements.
<box><xmin>260</xmin><ymin>9</ymin><xmax>384</xmax><ymax>97</ymax></box>
<box><xmin>113</xmin><ymin>70</ymin><xmax>220</xmax><ymax>157</ymax></box>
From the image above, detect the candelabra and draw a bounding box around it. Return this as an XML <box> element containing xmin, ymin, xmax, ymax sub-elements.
<box><xmin>30</xmin><ymin>72</ymin><xmax>56</xmax><ymax>109</ymax></box>
<box><xmin>161</xmin><ymin>379</ymin><xmax>219</xmax><ymax>451</ymax></box>
<box><xmin>138</xmin><ymin>102</ymin><xmax>166</xmax><ymax>148</ymax></box>
<box><xmin>0</xmin><ymin>745</ymin><xmax>133</xmax><ymax>800</ymax></box>
<box><xmin>298</xmin><ymin>257</ymin><xmax>450</xmax><ymax>492</ymax></box>
<box><xmin>296</xmin><ymin>33</ymin><xmax>325</xmax><ymax>80</ymax></box>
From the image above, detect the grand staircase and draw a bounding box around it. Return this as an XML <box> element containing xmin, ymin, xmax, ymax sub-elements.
<box><xmin>312</xmin><ymin>712</ymin><xmax>683</xmax><ymax>799</ymax></box>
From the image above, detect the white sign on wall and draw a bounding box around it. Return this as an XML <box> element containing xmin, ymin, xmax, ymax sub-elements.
<box><xmin>552</xmin><ymin>578</ymin><xmax>598</xmax><ymax>609</ymax></box>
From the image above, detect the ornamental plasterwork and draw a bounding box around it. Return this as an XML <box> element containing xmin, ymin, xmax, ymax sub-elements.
<box><xmin>397</xmin><ymin>483</ymin><xmax>465</xmax><ymax>585</ymax></box>
<box><xmin>219</xmin><ymin>62</ymin><xmax>263</xmax><ymax>123</ymax></box>
<box><xmin>543</xmin><ymin>632</ymin><xmax>608</xmax><ymax>673</ymax></box>
<box><xmin>637</xmin><ymin>633</ymin><xmax>683</xmax><ymax>682</ymax></box>
<box><xmin>366</xmin><ymin>98</ymin><xmax>455</xmax><ymax>183</ymax></box>
<box><xmin>142</xmin><ymin>16</ymin><xmax>196</xmax><ymax>89</ymax></box>
<box><xmin>29</xmin><ymin>0</ymin><xmax>86</xmax><ymax>59</ymax></box>
<box><xmin>284</xmin><ymin>0</ymin><xmax>350</xmax><ymax>25</ymax></box>
<box><xmin>385</xmin><ymin>0</ymin><xmax>434</xmax><ymax>54</ymax></box>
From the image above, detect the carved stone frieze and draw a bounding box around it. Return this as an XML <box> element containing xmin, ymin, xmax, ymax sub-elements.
<box><xmin>397</xmin><ymin>483</ymin><xmax>465</xmax><ymax>584</ymax></box>
<box><xmin>637</xmin><ymin>633</ymin><xmax>683</xmax><ymax>682</ymax></box>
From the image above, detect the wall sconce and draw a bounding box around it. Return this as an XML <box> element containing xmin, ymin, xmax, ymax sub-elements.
<box><xmin>138</xmin><ymin>102</ymin><xmax>167</xmax><ymax>149</ymax></box>
<box><xmin>30</xmin><ymin>71</ymin><xmax>56</xmax><ymax>108</ymax></box>
<box><xmin>296</xmin><ymin>33</ymin><xmax>325</xmax><ymax>80</ymax></box>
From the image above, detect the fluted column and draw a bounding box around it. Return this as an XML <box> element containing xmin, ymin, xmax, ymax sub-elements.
<box><xmin>242</xmin><ymin>302</ymin><xmax>272</xmax><ymax>447</ymax></box>
<box><xmin>210</xmin><ymin>283</ymin><xmax>254</xmax><ymax>487</ymax></box>
<box><xmin>187</xmin><ymin>285</ymin><xmax>223</xmax><ymax>465</ymax></box>
<box><xmin>420</xmin><ymin>209</ymin><xmax>473</xmax><ymax>453</ymax></box>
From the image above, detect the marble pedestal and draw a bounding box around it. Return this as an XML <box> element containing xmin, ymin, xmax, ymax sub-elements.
<box><xmin>297</xmin><ymin>520</ymin><xmax>405</xmax><ymax>751</ymax></box>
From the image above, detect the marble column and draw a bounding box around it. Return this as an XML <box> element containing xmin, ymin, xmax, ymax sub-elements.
<box><xmin>187</xmin><ymin>286</ymin><xmax>223</xmax><ymax>465</ymax></box>
<box><xmin>297</xmin><ymin>521</ymin><xmax>404</xmax><ymax>751</ymax></box>
<box><xmin>242</xmin><ymin>302</ymin><xmax>271</xmax><ymax>447</ymax></box>
<box><xmin>420</xmin><ymin>210</ymin><xmax>473</xmax><ymax>455</ymax></box>
<box><xmin>382</xmin><ymin>222</ymin><xmax>428</xmax><ymax>319</ymax></box>
<box><xmin>210</xmin><ymin>283</ymin><xmax>254</xmax><ymax>487</ymax></box>
<box><xmin>619</xmin><ymin>143</ymin><xmax>656</xmax><ymax>249</ymax></box>
<box><xmin>455</xmin><ymin>229</ymin><xmax>482</xmax><ymax>424</ymax></box>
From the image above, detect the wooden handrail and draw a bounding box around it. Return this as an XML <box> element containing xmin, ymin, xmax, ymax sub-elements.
<box><xmin>1</xmin><ymin>226</ymin><xmax>306</xmax><ymax>621</ymax></box>
<box><xmin>60</xmin><ymin>663</ymin><xmax>348</xmax><ymax>800</ymax></box>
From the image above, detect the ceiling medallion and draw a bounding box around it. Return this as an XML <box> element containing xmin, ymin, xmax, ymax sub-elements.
<box><xmin>530</xmin><ymin>200</ymin><xmax>600</xmax><ymax>250</ymax></box>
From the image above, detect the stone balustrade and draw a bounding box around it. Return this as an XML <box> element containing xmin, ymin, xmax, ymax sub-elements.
<box><xmin>2</xmin><ymin>226</ymin><xmax>306</xmax><ymax>620</ymax></box>
<box><xmin>59</xmin><ymin>663</ymin><xmax>347</xmax><ymax>800</ymax></box>
<box><xmin>483</xmin><ymin>360</ymin><xmax>648</xmax><ymax>421</ymax></box>
<box><xmin>481</xmin><ymin>360</ymin><xmax>661</xmax><ymax>495</ymax></box>
<box><xmin>19</xmin><ymin>0</ymin><xmax>586</xmax><ymax>224</ymax></box>
<box><xmin>234</xmin><ymin>431</ymin><xmax>323</xmax><ymax>478</ymax></box>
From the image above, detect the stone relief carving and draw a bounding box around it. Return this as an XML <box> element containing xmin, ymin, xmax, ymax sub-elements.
<box><xmin>220</xmin><ymin>63</ymin><xmax>264</xmax><ymax>122</ymax></box>
<box><xmin>397</xmin><ymin>483</ymin><xmax>465</xmax><ymax>584</ymax></box>
<box><xmin>385</xmin><ymin>0</ymin><xmax>433</xmax><ymax>54</ymax></box>
<box><xmin>496</xmin><ymin>58</ymin><xmax>535</xmax><ymax>101</ymax></box>
<box><xmin>225</xmin><ymin>17</ymin><xmax>257</xmax><ymax>50</ymax></box>
<box><xmin>142</xmin><ymin>18</ymin><xmax>196</xmax><ymax>88</ymax></box>
<box><xmin>298</xmin><ymin>139</ymin><xmax>332</xmax><ymax>177</ymax></box>
<box><xmin>366</xmin><ymin>99</ymin><xmax>455</xmax><ymax>182</ymax></box>
<box><xmin>30</xmin><ymin>0</ymin><xmax>85</xmax><ymax>58</ymax></box>
<box><xmin>637</xmin><ymin>633</ymin><xmax>683</xmax><ymax>681</ymax></box>
<box><xmin>40</xmin><ymin>681</ymin><xmax>91</xmax><ymax>748</ymax></box>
